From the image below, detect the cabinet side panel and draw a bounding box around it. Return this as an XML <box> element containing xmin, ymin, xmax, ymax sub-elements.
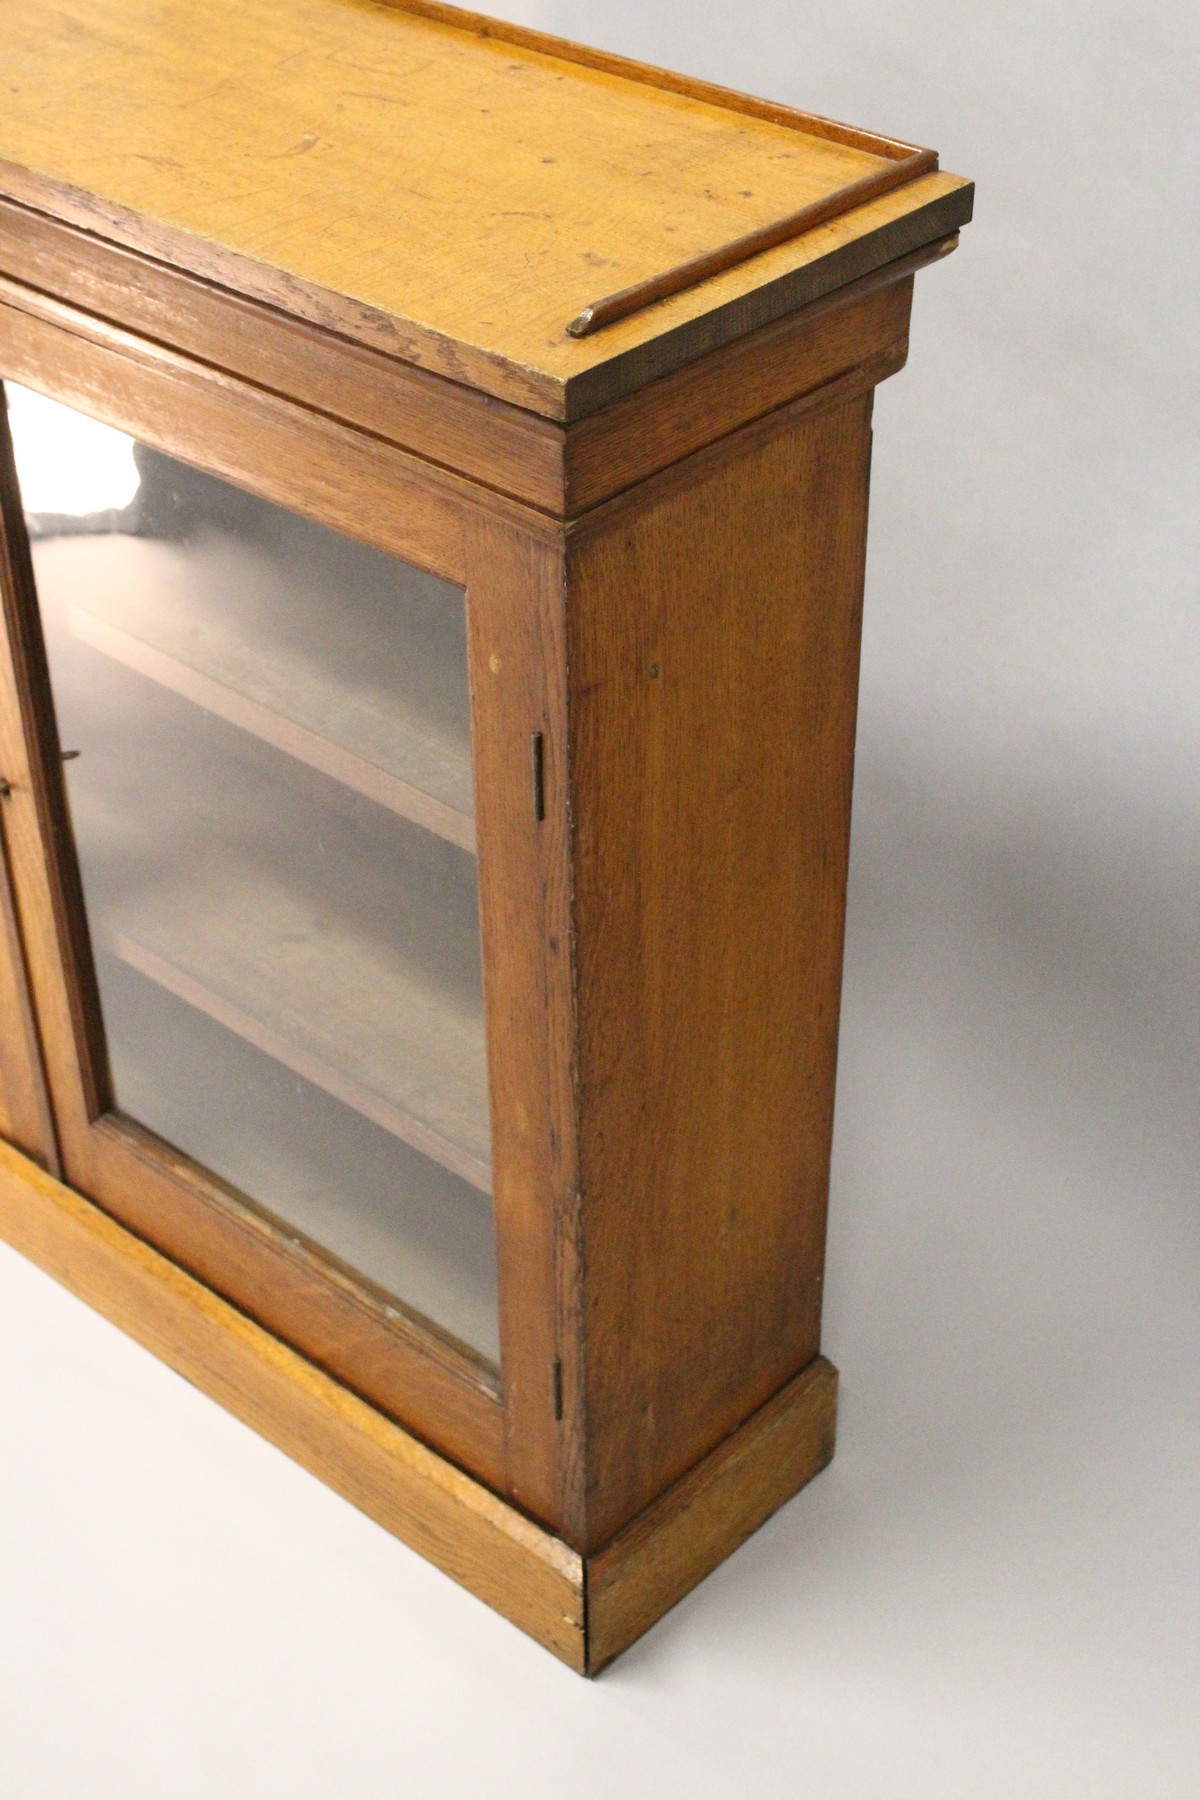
<box><xmin>464</xmin><ymin>524</ymin><xmax>581</xmax><ymax>1529</ymax></box>
<box><xmin>567</xmin><ymin>395</ymin><xmax>873</xmax><ymax>1544</ymax></box>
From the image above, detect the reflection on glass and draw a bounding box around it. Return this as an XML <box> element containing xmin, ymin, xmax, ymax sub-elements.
<box><xmin>5</xmin><ymin>382</ymin><xmax>498</xmax><ymax>1361</ymax></box>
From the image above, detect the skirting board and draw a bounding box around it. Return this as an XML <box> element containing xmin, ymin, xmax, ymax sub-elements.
<box><xmin>0</xmin><ymin>1137</ymin><xmax>838</xmax><ymax>1673</ymax></box>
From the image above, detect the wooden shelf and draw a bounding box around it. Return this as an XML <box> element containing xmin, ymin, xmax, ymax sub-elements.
<box><xmin>101</xmin><ymin>854</ymin><xmax>492</xmax><ymax>1193</ymax></box>
<box><xmin>37</xmin><ymin>529</ymin><xmax>476</xmax><ymax>850</ymax></box>
<box><xmin>98</xmin><ymin>951</ymin><xmax>501</xmax><ymax>1359</ymax></box>
<box><xmin>70</xmin><ymin>603</ymin><xmax>477</xmax><ymax>852</ymax></box>
<box><xmin>39</xmin><ymin>610</ymin><xmax>494</xmax><ymax>1195</ymax></box>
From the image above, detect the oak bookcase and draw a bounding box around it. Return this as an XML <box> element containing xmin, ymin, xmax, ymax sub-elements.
<box><xmin>0</xmin><ymin>0</ymin><xmax>971</xmax><ymax>1672</ymax></box>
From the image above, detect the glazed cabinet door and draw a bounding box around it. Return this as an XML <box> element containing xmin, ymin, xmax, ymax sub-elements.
<box><xmin>0</xmin><ymin>372</ymin><xmax>515</xmax><ymax>1480</ymax></box>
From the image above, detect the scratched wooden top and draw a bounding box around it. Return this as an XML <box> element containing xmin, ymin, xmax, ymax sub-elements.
<box><xmin>0</xmin><ymin>0</ymin><xmax>972</xmax><ymax>417</ymax></box>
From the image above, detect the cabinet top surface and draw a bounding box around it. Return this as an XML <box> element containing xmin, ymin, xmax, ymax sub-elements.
<box><xmin>0</xmin><ymin>0</ymin><xmax>971</xmax><ymax>417</ymax></box>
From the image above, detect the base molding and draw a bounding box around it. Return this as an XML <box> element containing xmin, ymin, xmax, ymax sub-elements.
<box><xmin>0</xmin><ymin>1139</ymin><xmax>837</xmax><ymax>1672</ymax></box>
<box><xmin>585</xmin><ymin>1356</ymin><xmax>837</xmax><ymax>1673</ymax></box>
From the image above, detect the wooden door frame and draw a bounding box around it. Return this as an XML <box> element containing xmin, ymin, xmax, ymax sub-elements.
<box><xmin>0</xmin><ymin>293</ymin><xmax>571</xmax><ymax>1515</ymax></box>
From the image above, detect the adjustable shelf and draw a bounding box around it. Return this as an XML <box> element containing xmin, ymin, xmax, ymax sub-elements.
<box><xmin>37</xmin><ymin>499</ymin><xmax>476</xmax><ymax>850</ymax></box>
<box><xmin>0</xmin><ymin>0</ymin><xmax>971</xmax><ymax>1674</ymax></box>
<box><xmin>103</xmin><ymin>859</ymin><xmax>491</xmax><ymax>1192</ymax></box>
<box><xmin>97</xmin><ymin>950</ymin><xmax>501</xmax><ymax>1361</ymax></box>
<box><xmin>69</xmin><ymin>599</ymin><xmax>477</xmax><ymax>853</ymax></box>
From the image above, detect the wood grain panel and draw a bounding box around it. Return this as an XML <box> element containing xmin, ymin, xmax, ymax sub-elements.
<box><xmin>0</xmin><ymin>0</ymin><xmax>971</xmax><ymax>414</ymax></box>
<box><xmin>375</xmin><ymin>0</ymin><xmax>922</xmax><ymax>155</ymax></box>
<box><xmin>566</xmin><ymin>393</ymin><xmax>874</xmax><ymax>1546</ymax></box>
<box><xmin>0</xmin><ymin>0</ymin><xmax>887</xmax><ymax>402</ymax></box>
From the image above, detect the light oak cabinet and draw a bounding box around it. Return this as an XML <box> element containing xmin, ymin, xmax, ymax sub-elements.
<box><xmin>0</xmin><ymin>0</ymin><xmax>971</xmax><ymax>1672</ymax></box>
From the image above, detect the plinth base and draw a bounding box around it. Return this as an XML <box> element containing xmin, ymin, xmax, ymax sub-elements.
<box><xmin>0</xmin><ymin>1139</ymin><xmax>837</xmax><ymax>1674</ymax></box>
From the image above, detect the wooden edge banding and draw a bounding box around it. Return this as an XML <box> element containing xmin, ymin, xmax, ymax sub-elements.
<box><xmin>0</xmin><ymin>195</ymin><xmax>952</xmax><ymax>520</ymax></box>
<box><xmin>585</xmin><ymin>1357</ymin><xmax>838</xmax><ymax>1674</ymax></box>
<box><xmin>0</xmin><ymin>159</ymin><xmax>971</xmax><ymax>421</ymax></box>
<box><xmin>0</xmin><ymin>273</ymin><xmax>563</xmax><ymax>562</ymax></box>
<box><xmin>562</xmin><ymin>247</ymin><xmax>956</xmax><ymax>514</ymax></box>
<box><xmin>0</xmin><ymin>1139</ymin><xmax>586</xmax><ymax>1669</ymax></box>
<box><xmin>0</xmin><ymin>194</ymin><xmax>568</xmax><ymax>514</ymax></box>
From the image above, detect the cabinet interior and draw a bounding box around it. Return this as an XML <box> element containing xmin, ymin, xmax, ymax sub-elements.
<box><xmin>6</xmin><ymin>382</ymin><xmax>500</xmax><ymax>1362</ymax></box>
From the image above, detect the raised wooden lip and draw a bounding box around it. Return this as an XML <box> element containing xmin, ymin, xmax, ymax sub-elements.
<box><xmin>370</xmin><ymin>0</ymin><xmax>924</xmax><ymax>160</ymax></box>
<box><xmin>566</xmin><ymin>148</ymin><xmax>938</xmax><ymax>338</ymax></box>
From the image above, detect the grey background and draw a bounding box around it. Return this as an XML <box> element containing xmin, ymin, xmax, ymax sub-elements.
<box><xmin>2</xmin><ymin>0</ymin><xmax>1197</xmax><ymax>1793</ymax></box>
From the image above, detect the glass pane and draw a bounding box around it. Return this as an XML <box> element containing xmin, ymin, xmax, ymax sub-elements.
<box><xmin>5</xmin><ymin>382</ymin><xmax>498</xmax><ymax>1362</ymax></box>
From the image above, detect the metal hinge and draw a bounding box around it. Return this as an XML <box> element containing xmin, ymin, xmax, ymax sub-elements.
<box><xmin>531</xmin><ymin>730</ymin><xmax>546</xmax><ymax>823</ymax></box>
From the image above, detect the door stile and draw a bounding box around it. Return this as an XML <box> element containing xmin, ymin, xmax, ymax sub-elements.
<box><xmin>0</xmin><ymin>382</ymin><xmax>111</xmax><ymax>1165</ymax></box>
<box><xmin>465</xmin><ymin>517</ymin><xmax>583</xmax><ymax>1535</ymax></box>
<box><xmin>0</xmin><ymin>776</ymin><xmax>57</xmax><ymax>1172</ymax></box>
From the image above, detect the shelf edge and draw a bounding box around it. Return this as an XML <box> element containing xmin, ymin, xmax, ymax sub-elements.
<box><xmin>68</xmin><ymin>602</ymin><xmax>477</xmax><ymax>853</ymax></box>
